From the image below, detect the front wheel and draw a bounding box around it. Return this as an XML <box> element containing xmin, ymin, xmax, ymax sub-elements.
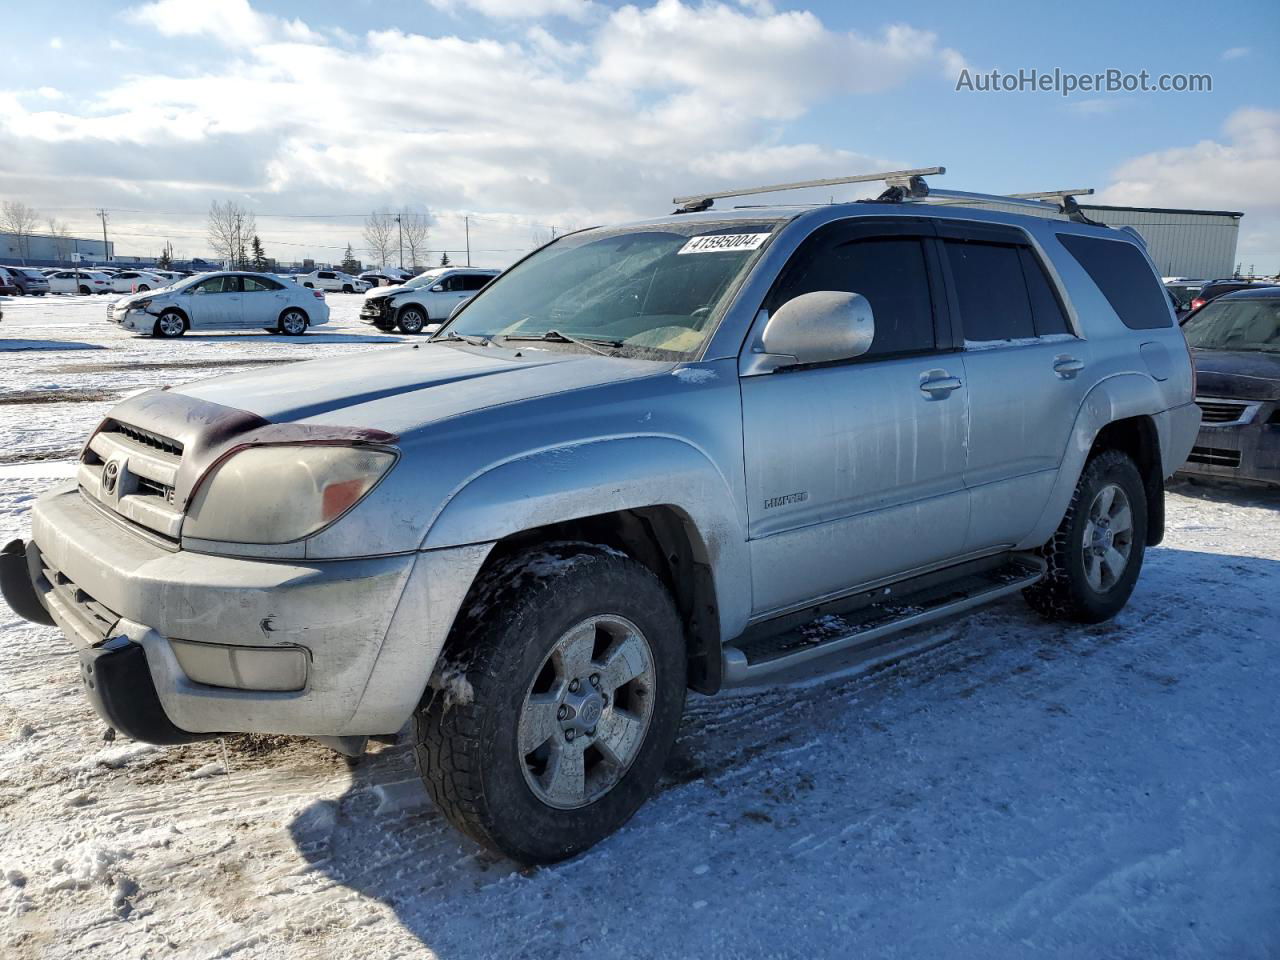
<box><xmin>152</xmin><ymin>311</ymin><xmax>186</xmax><ymax>338</ymax></box>
<box><xmin>397</xmin><ymin>307</ymin><xmax>427</xmax><ymax>334</ymax></box>
<box><xmin>413</xmin><ymin>544</ymin><xmax>687</xmax><ymax>863</ymax></box>
<box><xmin>342</xmin><ymin>284</ymin><xmax>353</xmax><ymax>294</ymax></box>
<box><xmin>278</xmin><ymin>309</ymin><xmax>308</xmax><ymax>336</ymax></box>
<box><xmin>1023</xmin><ymin>448</ymin><xmax>1147</xmax><ymax>623</ymax></box>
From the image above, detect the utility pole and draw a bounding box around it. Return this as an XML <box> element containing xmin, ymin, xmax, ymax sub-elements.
<box><xmin>395</xmin><ymin>214</ymin><xmax>403</xmax><ymax>270</ymax></box>
<box><xmin>464</xmin><ymin>215</ymin><xmax>471</xmax><ymax>267</ymax></box>
<box><xmin>97</xmin><ymin>209</ymin><xmax>110</xmax><ymax>262</ymax></box>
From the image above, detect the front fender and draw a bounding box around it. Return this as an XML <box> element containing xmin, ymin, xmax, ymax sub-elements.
<box><xmin>1016</xmin><ymin>372</ymin><xmax>1172</xmax><ymax>551</ymax></box>
<box><xmin>422</xmin><ymin>435</ymin><xmax>752</xmax><ymax>642</ymax></box>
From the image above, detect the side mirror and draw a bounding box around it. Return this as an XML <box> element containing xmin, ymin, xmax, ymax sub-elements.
<box><xmin>430</xmin><ymin>284</ymin><xmax>445</xmax><ymax>292</ymax></box>
<box><xmin>749</xmin><ymin>291</ymin><xmax>875</xmax><ymax>373</ymax></box>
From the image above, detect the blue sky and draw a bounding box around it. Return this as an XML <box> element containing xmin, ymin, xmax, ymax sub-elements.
<box><xmin>0</xmin><ymin>0</ymin><xmax>1276</xmax><ymax>268</ymax></box>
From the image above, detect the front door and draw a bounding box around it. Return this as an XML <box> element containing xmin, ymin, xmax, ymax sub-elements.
<box><xmin>740</xmin><ymin>220</ymin><xmax>971</xmax><ymax>617</ymax></box>
<box><xmin>187</xmin><ymin>275</ymin><xmax>244</xmax><ymax>329</ymax></box>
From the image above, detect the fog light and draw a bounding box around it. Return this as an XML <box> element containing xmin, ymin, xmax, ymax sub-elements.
<box><xmin>170</xmin><ymin>639</ymin><xmax>308</xmax><ymax>692</ymax></box>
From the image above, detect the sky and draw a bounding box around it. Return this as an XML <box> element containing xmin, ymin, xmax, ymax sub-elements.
<box><xmin>0</xmin><ymin>0</ymin><xmax>1276</xmax><ymax>270</ymax></box>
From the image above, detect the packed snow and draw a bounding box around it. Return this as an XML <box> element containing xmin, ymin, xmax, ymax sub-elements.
<box><xmin>1</xmin><ymin>294</ymin><xmax>1278</xmax><ymax>958</ymax></box>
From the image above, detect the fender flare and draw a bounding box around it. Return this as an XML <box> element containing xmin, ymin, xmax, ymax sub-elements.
<box><xmin>1016</xmin><ymin>372</ymin><xmax>1166</xmax><ymax>550</ymax></box>
<box><xmin>422</xmin><ymin>435</ymin><xmax>753</xmax><ymax>643</ymax></box>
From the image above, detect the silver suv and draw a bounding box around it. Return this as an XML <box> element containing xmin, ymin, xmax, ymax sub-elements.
<box><xmin>0</xmin><ymin>170</ymin><xmax>1200</xmax><ymax>863</ymax></box>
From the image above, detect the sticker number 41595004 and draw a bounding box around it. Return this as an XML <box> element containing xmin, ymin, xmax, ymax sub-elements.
<box><xmin>677</xmin><ymin>233</ymin><xmax>772</xmax><ymax>255</ymax></box>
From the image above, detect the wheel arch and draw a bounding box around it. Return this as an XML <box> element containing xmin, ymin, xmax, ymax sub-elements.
<box><xmin>421</xmin><ymin>436</ymin><xmax>753</xmax><ymax>694</ymax></box>
<box><xmin>279</xmin><ymin>304</ymin><xmax>310</xmax><ymax>324</ymax></box>
<box><xmin>1018</xmin><ymin>373</ymin><xmax>1168</xmax><ymax>551</ymax></box>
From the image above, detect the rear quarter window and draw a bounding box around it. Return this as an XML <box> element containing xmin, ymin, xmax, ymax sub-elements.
<box><xmin>1056</xmin><ymin>233</ymin><xmax>1171</xmax><ymax>330</ymax></box>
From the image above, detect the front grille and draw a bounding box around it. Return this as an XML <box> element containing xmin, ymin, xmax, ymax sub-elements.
<box><xmin>111</xmin><ymin>422</ymin><xmax>184</xmax><ymax>458</ymax></box>
<box><xmin>1187</xmin><ymin>445</ymin><xmax>1242</xmax><ymax>468</ymax></box>
<box><xmin>136</xmin><ymin>475</ymin><xmax>177</xmax><ymax>505</ymax></box>
<box><xmin>1195</xmin><ymin>397</ymin><xmax>1253</xmax><ymax>425</ymax></box>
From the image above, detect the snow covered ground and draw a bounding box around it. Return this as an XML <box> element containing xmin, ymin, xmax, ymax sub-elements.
<box><xmin>1</xmin><ymin>294</ymin><xmax>1278</xmax><ymax>959</ymax></box>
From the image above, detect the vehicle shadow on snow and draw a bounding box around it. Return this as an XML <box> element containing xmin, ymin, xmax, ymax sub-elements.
<box><xmin>0</xmin><ymin>338</ymin><xmax>107</xmax><ymax>352</ymax></box>
<box><xmin>1168</xmin><ymin>476</ymin><xmax>1280</xmax><ymax>509</ymax></box>
<box><xmin>162</xmin><ymin>332</ymin><xmax>409</xmax><ymax>344</ymax></box>
<box><xmin>285</xmin><ymin>547</ymin><xmax>1279</xmax><ymax>956</ymax></box>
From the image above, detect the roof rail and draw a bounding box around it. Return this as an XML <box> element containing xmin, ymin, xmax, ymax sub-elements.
<box><xmin>672</xmin><ymin>167</ymin><xmax>945</xmax><ymax>213</ymax></box>
<box><xmin>915</xmin><ymin>186</ymin><xmax>1101</xmax><ymax>225</ymax></box>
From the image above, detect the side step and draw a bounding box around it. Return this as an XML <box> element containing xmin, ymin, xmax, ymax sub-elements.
<box><xmin>721</xmin><ymin>554</ymin><xmax>1045</xmax><ymax>686</ymax></box>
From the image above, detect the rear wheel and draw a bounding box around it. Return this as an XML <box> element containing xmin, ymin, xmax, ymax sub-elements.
<box><xmin>278</xmin><ymin>309</ymin><xmax>308</xmax><ymax>336</ymax></box>
<box><xmin>413</xmin><ymin>544</ymin><xmax>686</xmax><ymax>863</ymax></box>
<box><xmin>342</xmin><ymin>284</ymin><xmax>354</xmax><ymax>294</ymax></box>
<box><xmin>137</xmin><ymin>285</ymin><xmax>150</xmax><ymax>291</ymax></box>
<box><xmin>152</xmin><ymin>311</ymin><xmax>186</xmax><ymax>338</ymax></box>
<box><xmin>1023</xmin><ymin>449</ymin><xmax>1147</xmax><ymax>623</ymax></box>
<box><xmin>397</xmin><ymin>306</ymin><xmax>427</xmax><ymax>334</ymax></box>
<box><xmin>78</xmin><ymin>285</ymin><xmax>91</xmax><ymax>295</ymax></box>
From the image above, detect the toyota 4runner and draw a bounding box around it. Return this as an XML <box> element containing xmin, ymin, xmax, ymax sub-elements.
<box><xmin>1</xmin><ymin>169</ymin><xmax>1200</xmax><ymax>863</ymax></box>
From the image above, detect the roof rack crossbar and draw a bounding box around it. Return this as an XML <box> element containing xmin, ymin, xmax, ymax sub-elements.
<box><xmin>672</xmin><ymin>166</ymin><xmax>945</xmax><ymax>213</ymax></box>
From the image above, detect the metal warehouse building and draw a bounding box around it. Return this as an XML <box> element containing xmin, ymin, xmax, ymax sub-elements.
<box><xmin>0</xmin><ymin>231</ymin><xmax>114</xmax><ymax>266</ymax></box>
<box><xmin>953</xmin><ymin>199</ymin><xmax>1244</xmax><ymax>279</ymax></box>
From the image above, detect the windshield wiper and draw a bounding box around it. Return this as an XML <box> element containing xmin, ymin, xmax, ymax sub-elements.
<box><xmin>500</xmin><ymin>329</ymin><xmax>623</xmax><ymax>356</ymax></box>
<box><xmin>435</xmin><ymin>331</ymin><xmax>491</xmax><ymax>347</ymax></box>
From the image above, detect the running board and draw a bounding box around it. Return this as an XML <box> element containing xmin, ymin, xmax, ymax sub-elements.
<box><xmin>722</xmin><ymin>555</ymin><xmax>1045</xmax><ymax>686</ymax></box>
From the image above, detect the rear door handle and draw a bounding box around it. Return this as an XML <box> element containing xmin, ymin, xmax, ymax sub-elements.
<box><xmin>1053</xmin><ymin>356</ymin><xmax>1085</xmax><ymax>378</ymax></box>
<box><xmin>920</xmin><ymin>374</ymin><xmax>963</xmax><ymax>398</ymax></box>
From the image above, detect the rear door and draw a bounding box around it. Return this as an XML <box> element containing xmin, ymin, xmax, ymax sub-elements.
<box><xmin>739</xmin><ymin>218</ymin><xmax>971</xmax><ymax>616</ymax></box>
<box><xmin>240</xmin><ymin>275</ymin><xmax>286</xmax><ymax>326</ymax></box>
<box><xmin>936</xmin><ymin>222</ymin><xmax>1091</xmax><ymax>552</ymax></box>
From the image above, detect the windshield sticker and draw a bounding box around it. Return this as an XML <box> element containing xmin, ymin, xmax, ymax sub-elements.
<box><xmin>677</xmin><ymin>233</ymin><xmax>771</xmax><ymax>255</ymax></box>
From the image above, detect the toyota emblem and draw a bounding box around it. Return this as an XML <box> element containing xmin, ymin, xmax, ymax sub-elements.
<box><xmin>103</xmin><ymin>461</ymin><xmax>120</xmax><ymax>494</ymax></box>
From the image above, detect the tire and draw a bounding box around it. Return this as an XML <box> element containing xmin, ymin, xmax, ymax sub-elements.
<box><xmin>342</xmin><ymin>284</ymin><xmax>353</xmax><ymax>294</ymax></box>
<box><xmin>1023</xmin><ymin>448</ymin><xmax>1148</xmax><ymax>623</ymax></box>
<box><xmin>413</xmin><ymin>543</ymin><xmax>687</xmax><ymax>864</ymax></box>
<box><xmin>79</xmin><ymin>285</ymin><xmax>90</xmax><ymax>295</ymax></box>
<box><xmin>152</xmin><ymin>311</ymin><xmax>186</xmax><ymax>338</ymax></box>
<box><xmin>137</xmin><ymin>285</ymin><xmax>150</xmax><ymax>292</ymax></box>
<box><xmin>277</xmin><ymin>308</ymin><xmax>308</xmax><ymax>336</ymax></box>
<box><xmin>397</xmin><ymin>306</ymin><xmax>427</xmax><ymax>334</ymax></box>
<box><xmin>303</xmin><ymin>282</ymin><xmax>314</xmax><ymax>288</ymax></box>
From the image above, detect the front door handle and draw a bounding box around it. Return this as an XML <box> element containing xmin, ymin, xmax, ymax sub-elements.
<box><xmin>920</xmin><ymin>373</ymin><xmax>963</xmax><ymax>399</ymax></box>
<box><xmin>1053</xmin><ymin>356</ymin><xmax>1085</xmax><ymax>378</ymax></box>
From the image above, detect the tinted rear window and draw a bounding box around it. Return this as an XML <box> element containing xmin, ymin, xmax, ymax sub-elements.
<box><xmin>944</xmin><ymin>240</ymin><xmax>1034</xmax><ymax>341</ymax></box>
<box><xmin>1056</xmin><ymin>234</ymin><xmax>1171</xmax><ymax>330</ymax></box>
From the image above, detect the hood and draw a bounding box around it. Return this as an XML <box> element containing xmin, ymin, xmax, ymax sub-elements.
<box><xmin>114</xmin><ymin>290</ymin><xmax>161</xmax><ymax>309</ymax></box>
<box><xmin>1192</xmin><ymin>348</ymin><xmax>1280</xmax><ymax>401</ymax></box>
<box><xmin>172</xmin><ymin>341</ymin><xmax>670</xmax><ymax>436</ymax></box>
<box><xmin>363</xmin><ymin>285</ymin><xmax>402</xmax><ymax>302</ymax></box>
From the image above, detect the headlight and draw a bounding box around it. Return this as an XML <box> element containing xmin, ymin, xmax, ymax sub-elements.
<box><xmin>183</xmin><ymin>445</ymin><xmax>396</xmax><ymax>543</ymax></box>
<box><xmin>133</xmin><ymin>298</ymin><xmax>153</xmax><ymax>310</ymax></box>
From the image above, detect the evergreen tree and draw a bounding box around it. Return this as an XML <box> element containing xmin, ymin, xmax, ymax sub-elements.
<box><xmin>341</xmin><ymin>243</ymin><xmax>360</xmax><ymax>274</ymax></box>
<box><xmin>250</xmin><ymin>235</ymin><xmax>267</xmax><ymax>271</ymax></box>
<box><xmin>440</xmin><ymin>251</ymin><xmax>451</xmax><ymax>267</ymax></box>
<box><xmin>157</xmin><ymin>243</ymin><xmax>173</xmax><ymax>270</ymax></box>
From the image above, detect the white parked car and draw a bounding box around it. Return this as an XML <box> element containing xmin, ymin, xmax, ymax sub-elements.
<box><xmin>296</xmin><ymin>269</ymin><xmax>369</xmax><ymax>293</ymax></box>
<box><xmin>108</xmin><ymin>271</ymin><xmax>330</xmax><ymax>338</ymax></box>
<box><xmin>46</xmin><ymin>270</ymin><xmax>113</xmax><ymax>295</ymax></box>
<box><xmin>358</xmin><ymin>267</ymin><xmax>500</xmax><ymax>333</ymax></box>
<box><xmin>106</xmin><ymin>270</ymin><xmax>170</xmax><ymax>294</ymax></box>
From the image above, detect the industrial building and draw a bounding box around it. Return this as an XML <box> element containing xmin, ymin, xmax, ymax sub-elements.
<box><xmin>0</xmin><ymin>230</ymin><xmax>114</xmax><ymax>266</ymax></box>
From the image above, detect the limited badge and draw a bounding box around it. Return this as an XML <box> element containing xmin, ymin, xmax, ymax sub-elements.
<box><xmin>677</xmin><ymin>233</ymin><xmax>771</xmax><ymax>255</ymax></box>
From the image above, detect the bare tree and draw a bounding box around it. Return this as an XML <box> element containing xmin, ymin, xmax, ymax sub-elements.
<box><xmin>207</xmin><ymin>200</ymin><xmax>258</xmax><ymax>268</ymax></box>
<box><xmin>363</xmin><ymin>209</ymin><xmax>396</xmax><ymax>269</ymax></box>
<box><xmin>1</xmin><ymin>200</ymin><xmax>41</xmax><ymax>263</ymax></box>
<box><xmin>400</xmin><ymin>209</ymin><xmax>431</xmax><ymax>270</ymax></box>
<box><xmin>46</xmin><ymin>217</ymin><xmax>73</xmax><ymax>264</ymax></box>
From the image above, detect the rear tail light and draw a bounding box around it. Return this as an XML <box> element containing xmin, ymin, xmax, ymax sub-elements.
<box><xmin>1190</xmin><ymin>297</ymin><xmax>1206</xmax><ymax>311</ymax></box>
<box><xmin>312</xmin><ymin>290</ymin><xmax>324</xmax><ymax>299</ymax></box>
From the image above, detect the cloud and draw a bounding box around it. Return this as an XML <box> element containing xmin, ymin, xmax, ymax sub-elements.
<box><xmin>1221</xmin><ymin>46</ymin><xmax>1250</xmax><ymax>60</ymax></box>
<box><xmin>0</xmin><ymin>0</ymin><xmax>964</xmax><ymax>262</ymax></box>
<box><xmin>1095</xmin><ymin>107</ymin><xmax>1280</xmax><ymax>270</ymax></box>
<box><xmin>425</xmin><ymin>0</ymin><xmax>594</xmax><ymax>20</ymax></box>
<box><xmin>125</xmin><ymin>0</ymin><xmax>321</xmax><ymax>47</ymax></box>
<box><xmin>1065</xmin><ymin>97</ymin><xmax>1129</xmax><ymax>116</ymax></box>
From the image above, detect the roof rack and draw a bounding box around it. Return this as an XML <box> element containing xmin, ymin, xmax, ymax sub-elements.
<box><xmin>672</xmin><ymin>167</ymin><xmax>945</xmax><ymax>213</ymax></box>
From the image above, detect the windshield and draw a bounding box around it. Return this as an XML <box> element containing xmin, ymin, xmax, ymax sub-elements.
<box><xmin>1166</xmin><ymin>284</ymin><xmax>1201</xmax><ymax>309</ymax></box>
<box><xmin>1183</xmin><ymin>298</ymin><xmax>1280</xmax><ymax>353</ymax></box>
<box><xmin>404</xmin><ymin>271</ymin><xmax>445</xmax><ymax>290</ymax></box>
<box><xmin>441</xmin><ymin>220</ymin><xmax>781</xmax><ymax>358</ymax></box>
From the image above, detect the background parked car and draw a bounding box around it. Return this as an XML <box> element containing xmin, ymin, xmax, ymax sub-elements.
<box><xmin>46</xmin><ymin>269</ymin><xmax>112</xmax><ymax>295</ymax></box>
<box><xmin>359</xmin><ymin>266</ymin><xmax>499</xmax><ymax>333</ymax></box>
<box><xmin>6</xmin><ymin>267</ymin><xmax>51</xmax><ymax>295</ymax></box>
<box><xmin>296</xmin><ymin>269</ymin><xmax>369</xmax><ymax>293</ymax></box>
<box><xmin>106</xmin><ymin>269</ymin><xmax>169</xmax><ymax>294</ymax></box>
<box><xmin>1187</xmin><ymin>278</ymin><xmax>1278</xmax><ymax>314</ymax></box>
<box><xmin>108</xmin><ymin>270</ymin><xmax>330</xmax><ymax>338</ymax></box>
<box><xmin>0</xmin><ymin>267</ymin><xmax>17</xmax><ymax>297</ymax></box>
<box><xmin>359</xmin><ymin>271</ymin><xmax>406</xmax><ymax>287</ymax></box>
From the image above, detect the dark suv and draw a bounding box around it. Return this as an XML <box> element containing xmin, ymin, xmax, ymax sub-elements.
<box><xmin>1188</xmin><ymin>278</ymin><xmax>1278</xmax><ymax>314</ymax></box>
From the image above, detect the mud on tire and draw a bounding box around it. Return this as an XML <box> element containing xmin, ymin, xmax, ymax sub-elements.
<box><xmin>412</xmin><ymin>542</ymin><xmax>686</xmax><ymax>864</ymax></box>
<box><xmin>1023</xmin><ymin>448</ymin><xmax>1148</xmax><ymax>624</ymax></box>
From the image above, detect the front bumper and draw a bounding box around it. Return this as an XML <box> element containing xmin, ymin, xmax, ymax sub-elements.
<box><xmin>1177</xmin><ymin>402</ymin><xmax>1280</xmax><ymax>487</ymax></box>
<box><xmin>359</xmin><ymin>297</ymin><xmax>395</xmax><ymax>327</ymax></box>
<box><xmin>8</xmin><ymin>484</ymin><xmax>492</xmax><ymax>741</ymax></box>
